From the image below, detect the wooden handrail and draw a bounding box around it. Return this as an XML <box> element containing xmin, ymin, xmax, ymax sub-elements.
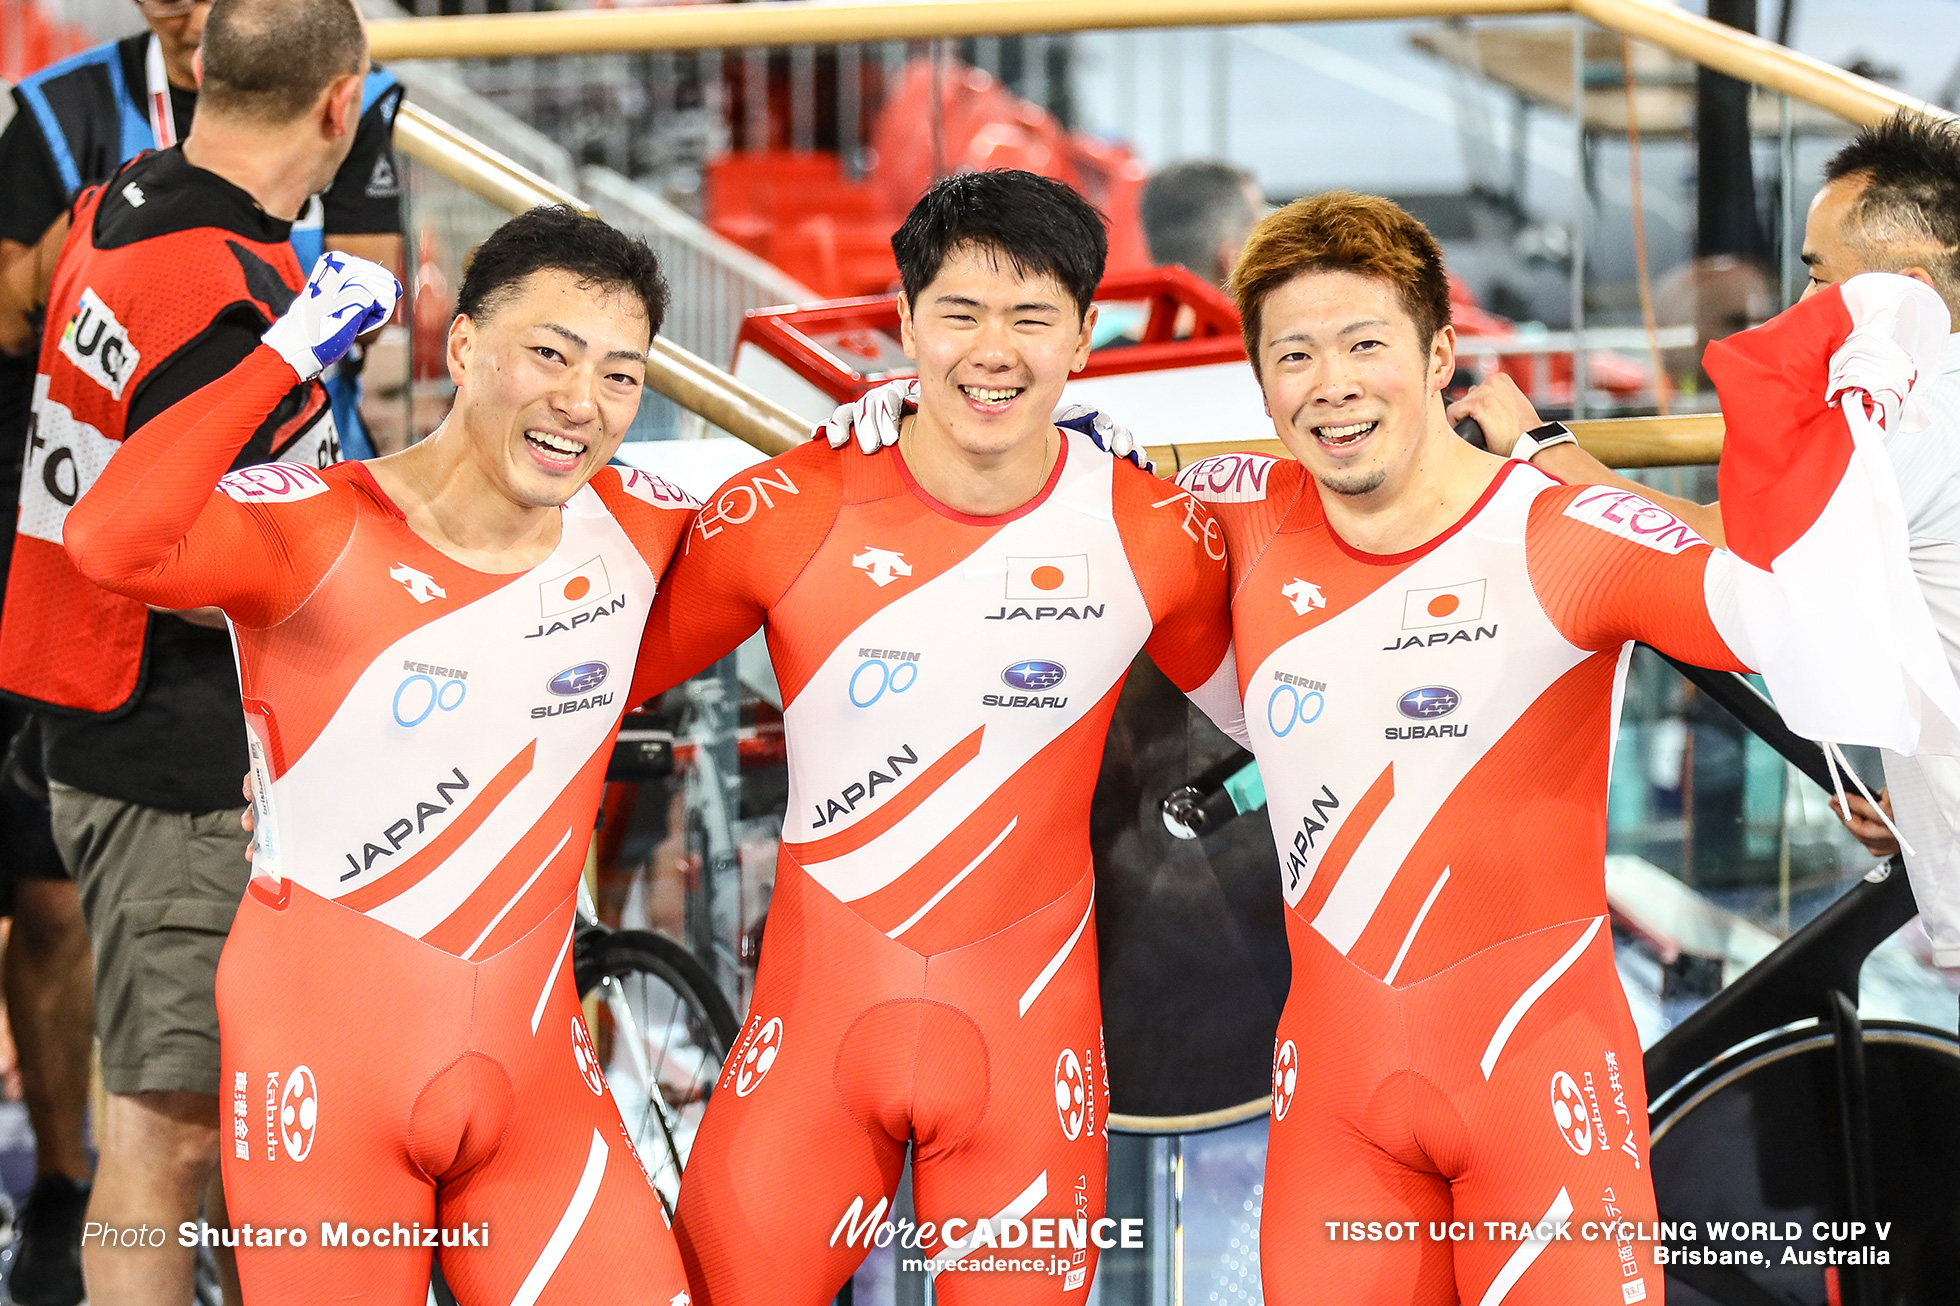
<box><xmin>392</xmin><ymin>103</ymin><xmax>813</xmax><ymax>454</ymax></box>
<box><xmin>370</xmin><ymin>0</ymin><xmax>1564</xmax><ymax>61</ymax></box>
<box><xmin>369</xmin><ymin>0</ymin><xmax>1955</xmax><ymax>128</ymax></box>
<box><xmin>396</xmin><ymin>98</ymin><xmax>1728</xmax><ymax>467</ymax></box>
<box><xmin>1146</xmin><ymin>413</ymin><xmax>1724</xmax><ymax>477</ymax></box>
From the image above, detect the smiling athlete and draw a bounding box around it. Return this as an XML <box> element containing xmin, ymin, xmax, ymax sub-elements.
<box><xmin>1168</xmin><ymin>193</ymin><xmax>1954</xmax><ymax>1305</ymax></box>
<box><xmin>636</xmin><ymin>170</ymin><xmax>1240</xmax><ymax>1305</ymax></box>
<box><xmin>61</xmin><ymin>208</ymin><xmax>698</xmax><ymax>1306</ymax></box>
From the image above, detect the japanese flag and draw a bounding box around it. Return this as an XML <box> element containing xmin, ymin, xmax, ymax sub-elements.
<box><xmin>539</xmin><ymin>556</ymin><xmax>612</xmax><ymax>618</ymax></box>
<box><xmin>1006</xmin><ymin>554</ymin><xmax>1090</xmax><ymax>600</ymax></box>
<box><xmin>1709</xmin><ymin>273</ymin><xmax>1960</xmax><ymax>758</ymax></box>
<box><xmin>1402</xmin><ymin>579</ymin><xmax>1486</xmax><ymax>629</ymax></box>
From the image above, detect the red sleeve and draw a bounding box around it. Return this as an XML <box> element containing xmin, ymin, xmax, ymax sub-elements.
<box><xmin>1526</xmin><ymin>482</ymin><xmax>1747</xmax><ymax>671</ymax></box>
<box><xmin>63</xmin><ymin>345</ymin><xmax>355</xmax><ymax>629</ymax></box>
<box><xmin>1114</xmin><ymin>463</ymin><xmax>1233</xmax><ymax>691</ymax></box>
<box><xmin>587</xmin><ymin>464</ymin><xmax>699</xmax><ymax>578</ymax></box>
<box><xmin>1173</xmin><ymin>453</ymin><xmax>1306</xmax><ymax>603</ymax></box>
<box><xmin>629</xmin><ymin>441</ymin><xmax>843</xmax><ymax>706</ymax></box>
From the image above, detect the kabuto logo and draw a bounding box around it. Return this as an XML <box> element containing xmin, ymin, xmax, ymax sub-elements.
<box><xmin>1273</xmin><ymin>1039</ymin><xmax>1299</xmax><ymax>1122</ymax></box>
<box><xmin>278</xmin><ymin>1066</ymin><xmax>318</xmax><ymax>1161</ymax></box>
<box><xmin>571</xmin><ymin>1015</ymin><xmax>607</xmax><ymax>1096</ymax></box>
<box><xmin>59</xmin><ymin>288</ymin><xmax>139</xmax><ymax>400</ymax></box>
<box><xmin>1055</xmin><ymin>1048</ymin><xmax>1088</xmax><ymax>1140</ymax></box>
<box><xmin>733</xmin><ymin>1016</ymin><xmax>783</xmax><ymax>1097</ymax></box>
<box><xmin>1550</xmin><ymin>1070</ymin><xmax>1594</xmax><ymax>1156</ymax></box>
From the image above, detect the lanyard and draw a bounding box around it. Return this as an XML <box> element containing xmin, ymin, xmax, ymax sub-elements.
<box><xmin>144</xmin><ymin>35</ymin><xmax>178</xmax><ymax>148</ymax></box>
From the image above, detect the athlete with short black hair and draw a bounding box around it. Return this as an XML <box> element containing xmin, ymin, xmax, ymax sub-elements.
<box><xmin>643</xmin><ymin>168</ymin><xmax>1240</xmax><ymax>1305</ymax></box>
<box><xmin>62</xmin><ymin>206</ymin><xmax>698</xmax><ymax>1306</ymax></box>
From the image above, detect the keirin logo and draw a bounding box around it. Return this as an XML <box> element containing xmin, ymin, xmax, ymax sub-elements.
<box><xmin>1273</xmin><ymin>1039</ymin><xmax>1299</xmax><ymax>1121</ymax></box>
<box><xmin>1054</xmin><ymin>1049</ymin><xmax>1087</xmax><ymax>1140</ymax></box>
<box><xmin>734</xmin><ymin>1016</ymin><xmax>783</xmax><ymax>1097</ymax></box>
<box><xmin>279</xmin><ymin>1066</ymin><xmax>319</xmax><ymax>1161</ymax></box>
<box><xmin>572</xmin><ymin>1015</ymin><xmax>607</xmax><ymax>1096</ymax></box>
<box><xmin>1550</xmin><ymin>1070</ymin><xmax>1593</xmax><ymax>1155</ymax></box>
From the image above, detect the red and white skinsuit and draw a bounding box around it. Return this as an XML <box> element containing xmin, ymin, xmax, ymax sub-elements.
<box><xmin>64</xmin><ymin>346</ymin><xmax>700</xmax><ymax>1306</ymax></box>
<box><xmin>634</xmin><ymin>430</ymin><xmax>1238</xmax><ymax>1305</ymax></box>
<box><xmin>1174</xmin><ymin>280</ymin><xmax>1956</xmax><ymax>1306</ymax></box>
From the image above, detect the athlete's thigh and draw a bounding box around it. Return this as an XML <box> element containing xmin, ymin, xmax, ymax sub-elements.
<box><xmin>908</xmin><ymin>884</ymin><xmax>1108</xmax><ymax>1306</ymax></box>
<box><xmin>217</xmin><ymin>887</ymin><xmax>444</xmax><ymax>1306</ymax></box>
<box><xmin>1259</xmin><ymin>1042</ymin><xmax>1456</xmax><ymax>1306</ymax></box>
<box><xmin>673</xmin><ymin>989</ymin><xmax>906</xmax><ymax>1306</ymax></box>
<box><xmin>436</xmin><ymin>985</ymin><xmax>690</xmax><ymax>1306</ymax></box>
<box><xmin>1260</xmin><ymin>927</ymin><xmax>1456</xmax><ymax>1306</ymax></box>
<box><xmin>1439</xmin><ymin>937</ymin><xmax>1660</xmax><ymax>1306</ymax></box>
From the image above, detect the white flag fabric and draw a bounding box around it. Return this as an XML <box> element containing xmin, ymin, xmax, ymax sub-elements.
<box><xmin>1707</xmin><ymin>273</ymin><xmax>1960</xmax><ymax>759</ymax></box>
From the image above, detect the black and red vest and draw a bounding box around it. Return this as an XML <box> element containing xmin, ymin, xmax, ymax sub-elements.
<box><xmin>0</xmin><ymin>149</ymin><xmax>336</xmax><ymax>715</ymax></box>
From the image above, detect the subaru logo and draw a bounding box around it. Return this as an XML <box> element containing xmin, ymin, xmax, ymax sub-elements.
<box><xmin>1002</xmin><ymin>660</ymin><xmax>1066</xmax><ymax>692</ymax></box>
<box><xmin>1398</xmin><ymin>686</ymin><xmax>1459</xmax><ymax>719</ymax></box>
<box><xmin>550</xmin><ymin>662</ymin><xmax>610</xmax><ymax>696</ymax></box>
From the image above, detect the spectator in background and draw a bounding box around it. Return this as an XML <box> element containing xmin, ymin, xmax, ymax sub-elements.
<box><xmin>1450</xmin><ymin>111</ymin><xmax>1960</xmax><ymax>978</ymax></box>
<box><xmin>0</xmin><ymin>0</ymin><xmax>406</xmax><ymax>455</ymax></box>
<box><xmin>0</xmin><ymin>9</ymin><xmax>400</xmax><ymax>1303</ymax></box>
<box><xmin>1140</xmin><ymin>160</ymin><xmax>1265</xmax><ymax>288</ymax></box>
<box><xmin>0</xmin><ymin>4</ymin><xmax>371</xmax><ymax>1303</ymax></box>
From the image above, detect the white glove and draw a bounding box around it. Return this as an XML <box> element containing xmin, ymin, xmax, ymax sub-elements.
<box><xmin>262</xmin><ymin>251</ymin><xmax>401</xmax><ymax>381</ymax></box>
<box><xmin>821</xmin><ymin>380</ymin><xmax>1152</xmax><ymax>473</ymax></box>
<box><xmin>821</xmin><ymin>379</ymin><xmax>917</xmax><ymax>454</ymax></box>
<box><xmin>1055</xmin><ymin>403</ymin><xmax>1152</xmax><ymax>473</ymax></box>
<box><xmin>1829</xmin><ymin>273</ymin><xmax>1952</xmax><ymax>435</ymax></box>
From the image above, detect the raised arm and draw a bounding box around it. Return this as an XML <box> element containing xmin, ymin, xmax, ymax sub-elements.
<box><xmin>65</xmin><ymin>254</ymin><xmax>399</xmax><ymax>626</ymax></box>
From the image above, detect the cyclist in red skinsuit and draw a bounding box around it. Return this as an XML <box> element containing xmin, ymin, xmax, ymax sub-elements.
<box><xmin>62</xmin><ymin>212</ymin><xmax>699</xmax><ymax>1306</ymax></box>
<box><xmin>1172</xmin><ymin>196</ymin><xmax>1950</xmax><ymax>1306</ymax></box>
<box><xmin>641</xmin><ymin>172</ymin><xmax>1239</xmax><ymax>1306</ymax></box>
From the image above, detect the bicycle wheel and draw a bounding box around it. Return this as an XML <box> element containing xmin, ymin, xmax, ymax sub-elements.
<box><xmin>576</xmin><ymin>928</ymin><xmax>740</xmax><ymax>1215</ymax></box>
<box><xmin>1648</xmin><ymin>1021</ymin><xmax>1960</xmax><ymax>1305</ymax></box>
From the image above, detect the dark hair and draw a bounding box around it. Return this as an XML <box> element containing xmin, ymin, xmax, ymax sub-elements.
<box><xmin>200</xmin><ymin>0</ymin><xmax>365</xmax><ymax>124</ymax></box>
<box><xmin>891</xmin><ymin>170</ymin><xmax>1107</xmax><ymax>319</ymax></box>
<box><xmin>1142</xmin><ymin>161</ymin><xmax>1260</xmax><ymax>283</ymax></box>
<box><xmin>1231</xmin><ymin>191</ymin><xmax>1452</xmax><ymax>375</ymax></box>
<box><xmin>1823</xmin><ymin>113</ymin><xmax>1960</xmax><ymax>316</ymax></box>
<box><xmin>457</xmin><ymin>206</ymin><xmax>669</xmax><ymax>340</ymax></box>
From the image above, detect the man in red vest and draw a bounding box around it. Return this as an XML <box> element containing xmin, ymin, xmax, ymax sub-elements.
<box><xmin>0</xmin><ymin>2</ymin><xmax>369</xmax><ymax>1302</ymax></box>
